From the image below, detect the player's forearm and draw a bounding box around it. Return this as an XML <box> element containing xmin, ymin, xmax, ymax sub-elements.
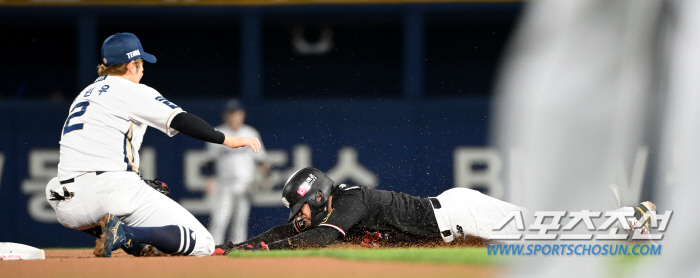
<box><xmin>169</xmin><ymin>112</ymin><xmax>225</xmax><ymax>144</ymax></box>
<box><xmin>267</xmin><ymin>227</ymin><xmax>341</xmax><ymax>250</ymax></box>
<box><xmin>238</xmin><ymin>223</ymin><xmax>298</xmax><ymax>245</ymax></box>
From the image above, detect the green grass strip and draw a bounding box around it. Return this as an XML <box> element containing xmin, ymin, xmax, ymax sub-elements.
<box><xmin>227</xmin><ymin>247</ymin><xmax>499</xmax><ymax>266</ymax></box>
<box><xmin>43</xmin><ymin>247</ymin><xmax>93</xmax><ymax>250</ymax></box>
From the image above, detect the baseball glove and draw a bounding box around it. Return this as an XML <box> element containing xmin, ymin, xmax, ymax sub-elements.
<box><xmin>143</xmin><ymin>177</ymin><xmax>170</xmax><ymax>195</ymax></box>
<box><xmin>214</xmin><ymin>241</ymin><xmax>269</xmax><ymax>254</ymax></box>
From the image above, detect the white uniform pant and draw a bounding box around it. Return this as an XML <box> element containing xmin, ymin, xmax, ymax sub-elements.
<box><xmin>45</xmin><ymin>172</ymin><xmax>215</xmax><ymax>256</ymax></box>
<box><xmin>209</xmin><ymin>182</ymin><xmax>252</xmax><ymax>244</ymax></box>
<box><xmin>431</xmin><ymin>188</ymin><xmax>527</xmax><ymax>242</ymax></box>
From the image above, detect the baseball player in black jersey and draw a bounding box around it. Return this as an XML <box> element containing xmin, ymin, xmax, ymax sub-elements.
<box><xmin>214</xmin><ymin>167</ymin><xmax>660</xmax><ymax>253</ymax></box>
<box><xmin>214</xmin><ymin>167</ymin><xmax>527</xmax><ymax>253</ymax></box>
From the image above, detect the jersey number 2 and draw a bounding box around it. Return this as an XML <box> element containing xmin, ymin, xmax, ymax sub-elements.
<box><xmin>62</xmin><ymin>101</ymin><xmax>90</xmax><ymax>135</ymax></box>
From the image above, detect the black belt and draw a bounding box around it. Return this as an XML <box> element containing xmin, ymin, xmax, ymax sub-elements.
<box><xmin>428</xmin><ymin>197</ymin><xmax>452</xmax><ymax>237</ymax></box>
<box><xmin>60</xmin><ymin>171</ymin><xmax>106</xmax><ymax>184</ymax></box>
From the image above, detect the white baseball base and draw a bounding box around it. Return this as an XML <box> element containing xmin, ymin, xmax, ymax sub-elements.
<box><xmin>0</xmin><ymin>242</ymin><xmax>45</xmax><ymax>260</ymax></box>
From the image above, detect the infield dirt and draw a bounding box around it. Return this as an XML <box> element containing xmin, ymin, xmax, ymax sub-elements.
<box><xmin>0</xmin><ymin>249</ymin><xmax>498</xmax><ymax>278</ymax></box>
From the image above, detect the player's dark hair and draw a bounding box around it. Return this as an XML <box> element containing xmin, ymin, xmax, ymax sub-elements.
<box><xmin>97</xmin><ymin>58</ymin><xmax>143</xmax><ymax>76</ymax></box>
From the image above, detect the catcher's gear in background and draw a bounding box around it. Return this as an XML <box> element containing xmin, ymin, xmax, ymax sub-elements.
<box><xmin>281</xmin><ymin>167</ymin><xmax>337</xmax><ymax>226</ymax></box>
<box><xmin>142</xmin><ymin>177</ymin><xmax>170</xmax><ymax>195</ymax></box>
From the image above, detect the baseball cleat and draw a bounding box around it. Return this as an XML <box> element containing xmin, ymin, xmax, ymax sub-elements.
<box><xmin>123</xmin><ymin>242</ymin><xmax>169</xmax><ymax>257</ymax></box>
<box><xmin>631</xmin><ymin>201</ymin><xmax>657</xmax><ymax>233</ymax></box>
<box><xmin>139</xmin><ymin>244</ymin><xmax>168</xmax><ymax>257</ymax></box>
<box><xmin>94</xmin><ymin>213</ymin><xmax>129</xmax><ymax>257</ymax></box>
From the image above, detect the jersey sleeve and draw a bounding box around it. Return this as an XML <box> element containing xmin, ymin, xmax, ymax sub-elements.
<box><xmin>126</xmin><ymin>85</ymin><xmax>184</xmax><ymax>136</ymax></box>
<box><xmin>253</xmin><ymin>129</ymin><xmax>267</xmax><ymax>163</ymax></box>
<box><xmin>266</xmin><ymin>226</ymin><xmax>342</xmax><ymax>250</ymax></box>
<box><xmin>318</xmin><ymin>190</ymin><xmax>367</xmax><ymax>237</ymax></box>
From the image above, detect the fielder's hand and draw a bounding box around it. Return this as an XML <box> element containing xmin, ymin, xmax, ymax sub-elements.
<box><xmin>361</xmin><ymin>231</ymin><xmax>388</xmax><ymax>248</ymax></box>
<box><xmin>223</xmin><ymin>135</ymin><xmax>261</xmax><ymax>153</ymax></box>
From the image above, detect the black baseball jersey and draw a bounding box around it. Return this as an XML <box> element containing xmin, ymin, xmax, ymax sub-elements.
<box><xmin>319</xmin><ymin>184</ymin><xmax>440</xmax><ymax>241</ymax></box>
<box><xmin>244</xmin><ymin>184</ymin><xmax>441</xmax><ymax>250</ymax></box>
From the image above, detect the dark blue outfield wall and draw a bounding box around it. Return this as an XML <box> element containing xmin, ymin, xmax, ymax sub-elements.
<box><xmin>0</xmin><ymin>98</ymin><xmax>493</xmax><ymax>248</ymax></box>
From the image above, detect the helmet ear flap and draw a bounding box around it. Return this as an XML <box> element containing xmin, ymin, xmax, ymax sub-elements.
<box><xmin>282</xmin><ymin>167</ymin><xmax>336</xmax><ymax>224</ymax></box>
<box><xmin>310</xmin><ymin>190</ymin><xmax>327</xmax><ymax>208</ymax></box>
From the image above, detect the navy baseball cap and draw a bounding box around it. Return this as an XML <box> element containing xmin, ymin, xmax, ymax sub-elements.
<box><xmin>101</xmin><ymin>33</ymin><xmax>157</xmax><ymax>66</ymax></box>
<box><xmin>223</xmin><ymin>99</ymin><xmax>246</xmax><ymax>113</ymax></box>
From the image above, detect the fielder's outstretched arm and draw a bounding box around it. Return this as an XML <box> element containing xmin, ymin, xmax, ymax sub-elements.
<box><xmin>266</xmin><ymin>226</ymin><xmax>342</xmax><ymax>250</ymax></box>
<box><xmin>169</xmin><ymin>112</ymin><xmax>260</xmax><ymax>152</ymax></box>
<box><xmin>231</xmin><ymin>223</ymin><xmax>299</xmax><ymax>246</ymax></box>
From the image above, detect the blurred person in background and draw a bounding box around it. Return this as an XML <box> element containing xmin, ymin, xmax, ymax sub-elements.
<box><xmin>494</xmin><ymin>0</ymin><xmax>699</xmax><ymax>276</ymax></box>
<box><xmin>205</xmin><ymin>99</ymin><xmax>269</xmax><ymax>244</ymax></box>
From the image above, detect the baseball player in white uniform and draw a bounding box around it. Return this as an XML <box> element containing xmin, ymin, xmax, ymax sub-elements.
<box><xmin>205</xmin><ymin>99</ymin><xmax>269</xmax><ymax>244</ymax></box>
<box><xmin>45</xmin><ymin>32</ymin><xmax>261</xmax><ymax>257</ymax></box>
